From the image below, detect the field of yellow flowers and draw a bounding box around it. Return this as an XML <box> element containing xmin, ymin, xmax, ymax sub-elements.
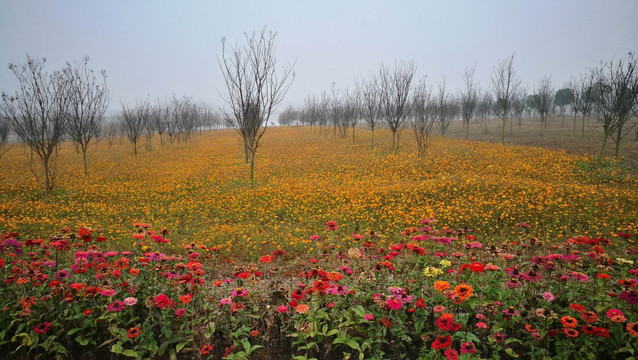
<box><xmin>0</xmin><ymin>127</ymin><xmax>636</xmax><ymax>257</ymax></box>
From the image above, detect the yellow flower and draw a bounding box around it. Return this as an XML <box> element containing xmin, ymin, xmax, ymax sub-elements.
<box><xmin>423</xmin><ymin>267</ymin><xmax>443</xmax><ymax>278</ymax></box>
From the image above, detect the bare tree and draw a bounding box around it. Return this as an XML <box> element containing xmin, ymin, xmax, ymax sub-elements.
<box><xmin>102</xmin><ymin>120</ymin><xmax>120</xmax><ymax>147</ymax></box>
<box><xmin>359</xmin><ymin>75</ymin><xmax>381</xmax><ymax>146</ymax></box>
<box><xmin>528</xmin><ymin>76</ymin><xmax>554</xmax><ymax>134</ymax></box>
<box><xmin>591</xmin><ymin>53</ymin><xmax>638</xmax><ymax>158</ymax></box>
<box><xmin>277</xmin><ymin>105</ymin><xmax>298</xmax><ymax>126</ymax></box>
<box><xmin>0</xmin><ymin>55</ymin><xmax>68</xmax><ymax>195</ymax></box>
<box><xmin>218</xmin><ymin>27</ymin><xmax>295</xmax><ymax>185</ymax></box>
<box><xmin>63</xmin><ymin>56</ymin><xmax>110</xmax><ymax>175</ymax></box>
<box><xmin>411</xmin><ymin>76</ymin><xmax>436</xmax><ymax>157</ymax></box>
<box><xmin>120</xmin><ymin>102</ymin><xmax>145</xmax><ymax>157</ymax></box>
<box><xmin>377</xmin><ymin>61</ymin><xmax>416</xmax><ymax>150</ymax></box>
<box><xmin>477</xmin><ymin>93</ymin><xmax>493</xmax><ymax>133</ymax></box>
<box><xmin>511</xmin><ymin>87</ymin><xmax>527</xmax><ymax>128</ymax></box>
<box><xmin>0</xmin><ymin>117</ymin><xmax>9</xmax><ymax>159</ymax></box>
<box><xmin>346</xmin><ymin>88</ymin><xmax>361</xmax><ymax>143</ymax></box>
<box><xmin>434</xmin><ymin>79</ymin><xmax>458</xmax><ymax>136</ymax></box>
<box><xmin>459</xmin><ymin>65</ymin><xmax>479</xmax><ymax>139</ymax></box>
<box><xmin>491</xmin><ymin>54</ymin><xmax>521</xmax><ymax>144</ymax></box>
<box><xmin>570</xmin><ymin>74</ymin><xmax>595</xmax><ymax>137</ymax></box>
<box><xmin>151</xmin><ymin>99</ymin><xmax>169</xmax><ymax>146</ymax></box>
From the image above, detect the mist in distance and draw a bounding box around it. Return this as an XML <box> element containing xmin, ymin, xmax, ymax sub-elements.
<box><xmin>0</xmin><ymin>0</ymin><xmax>636</xmax><ymax>114</ymax></box>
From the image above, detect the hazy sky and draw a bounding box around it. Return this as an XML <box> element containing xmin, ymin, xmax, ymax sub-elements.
<box><xmin>1</xmin><ymin>1</ymin><xmax>637</xmax><ymax>115</ymax></box>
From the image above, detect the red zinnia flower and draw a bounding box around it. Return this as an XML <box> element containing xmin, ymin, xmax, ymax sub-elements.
<box><xmin>127</xmin><ymin>327</ymin><xmax>139</xmax><ymax>339</ymax></box>
<box><xmin>154</xmin><ymin>294</ymin><xmax>174</xmax><ymax>309</ymax></box>
<box><xmin>569</xmin><ymin>303</ymin><xmax>586</xmax><ymax>312</ymax></box>
<box><xmin>469</xmin><ymin>262</ymin><xmax>485</xmax><ymax>273</ymax></box>
<box><xmin>200</xmin><ymin>344</ymin><xmax>213</xmax><ymax>354</ymax></box>
<box><xmin>326</xmin><ymin>220</ymin><xmax>338</xmax><ymax>231</ymax></box>
<box><xmin>444</xmin><ymin>348</ymin><xmax>459</xmax><ymax>360</ymax></box>
<box><xmin>34</xmin><ymin>322</ymin><xmax>52</xmax><ymax>335</ymax></box>
<box><xmin>431</xmin><ymin>335</ymin><xmax>452</xmax><ymax>350</ymax></box>
<box><xmin>627</xmin><ymin>322</ymin><xmax>638</xmax><ymax>337</ymax></box>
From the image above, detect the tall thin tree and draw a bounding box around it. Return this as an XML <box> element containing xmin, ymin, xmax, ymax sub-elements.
<box><xmin>377</xmin><ymin>61</ymin><xmax>416</xmax><ymax>150</ymax></box>
<box><xmin>63</xmin><ymin>56</ymin><xmax>110</xmax><ymax>175</ymax></box>
<box><xmin>218</xmin><ymin>27</ymin><xmax>295</xmax><ymax>186</ymax></box>
<box><xmin>491</xmin><ymin>54</ymin><xmax>521</xmax><ymax>144</ymax></box>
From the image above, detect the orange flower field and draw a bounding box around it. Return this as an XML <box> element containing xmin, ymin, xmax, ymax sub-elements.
<box><xmin>0</xmin><ymin>127</ymin><xmax>635</xmax><ymax>257</ymax></box>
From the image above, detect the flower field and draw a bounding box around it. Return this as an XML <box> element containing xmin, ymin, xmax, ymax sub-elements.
<box><xmin>0</xmin><ymin>127</ymin><xmax>637</xmax><ymax>359</ymax></box>
<box><xmin>0</xmin><ymin>127</ymin><xmax>636</xmax><ymax>256</ymax></box>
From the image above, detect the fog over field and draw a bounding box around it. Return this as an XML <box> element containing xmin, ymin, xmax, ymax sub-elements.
<box><xmin>1</xmin><ymin>0</ymin><xmax>637</xmax><ymax>113</ymax></box>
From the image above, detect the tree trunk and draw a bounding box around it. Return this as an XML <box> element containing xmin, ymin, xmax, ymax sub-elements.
<box><xmin>392</xmin><ymin>129</ymin><xmax>396</xmax><ymax>150</ymax></box>
<box><xmin>44</xmin><ymin>156</ymin><xmax>52</xmax><ymax>196</ymax></box>
<box><xmin>599</xmin><ymin>132</ymin><xmax>609</xmax><ymax>160</ymax></box>
<box><xmin>581</xmin><ymin>114</ymin><xmax>586</xmax><ymax>137</ymax></box>
<box><xmin>614</xmin><ymin>125</ymin><xmax>622</xmax><ymax>158</ymax></box>
<box><xmin>371</xmin><ymin>128</ymin><xmax>375</xmax><ymax>148</ymax></box>
<box><xmin>465</xmin><ymin>122</ymin><xmax>469</xmax><ymax>140</ymax></box>
<box><xmin>82</xmin><ymin>146</ymin><xmax>88</xmax><ymax>176</ymax></box>
<box><xmin>501</xmin><ymin>118</ymin><xmax>506</xmax><ymax>144</ymax></box>
<box><xmin>133</xmin><ymin>141</ymin><xmax>138</xmax><ymax>157</ymax></box>
<box><xmin>249</xmin><ymin>151</ymin><xmax>255</xmax><ymax>187</ymax></box>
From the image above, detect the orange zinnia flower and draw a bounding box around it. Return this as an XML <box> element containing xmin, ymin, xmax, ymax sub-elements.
<box><xmin>563</xmin><ymin>328</ymin><xmax>579</xmax><ymax>337</ymax></box>
<box><xmin>453</xmin><ymin>284</ymin><xmax>474</xmax><ymax>301</ymax></box>
<box><xmin>561</xmin><ymin>316</ymin><xmax>578</xmax><ymax>328</ymax></box>
<box><xmin>434</xmin><ymin>281</ymin><xmax>451</xmax><ymax>292</ymax></box>
<box><xmin>295</xmin><ymin>304</ymin><xmax>310</xmax><ymax>314</ymax></box>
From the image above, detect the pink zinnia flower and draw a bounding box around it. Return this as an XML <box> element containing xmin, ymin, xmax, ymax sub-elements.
<box><xmin>542</xmin><ymin>292</ymin><xmax>554</xmax><ymax>302</ymax></box>
<box><xmin>277</xmin><ymin>305</ymin><xmax>289</xmax><ymax>313</ymax></box>
<box><xmin>100</xmin><ymin>289</ymin><xmax>116</xmax><ymax>297</ymax></box>
<box><xmin>433</xmin><ymin>305</ymin><xmax>446</xmax><ymax>313</ymax></box>
<box><xmin>107</xmin><ymin>301</ymin><xmax>125</xmax><ymax>312</ymax></box>
<box><xmin>606</xmin><ymin>309</ymin><xmax>627</xmax><ymax>322</ymax></box>
<box><xmin>386</xmin><ymin>299</ymin><xmax>402</xmax><ymax>310</ymax></box>
<box><xmin>476</xmin><ymin>322</ymin><xmax>487</xmax><ymax>329</ymax></box>
<box><xmin>326</xmin><ymin>220</ymin><xmax>338</xmax><ymax>231</ymax></box>
<box><xmin>220</xmin><ymin>297</ymin><xmax>232</xmax><ymax>305</ymax></box>
<box><xmin>123</xmin><ymin>297</ymin><xmax>138</xmax><ymax>306</ymax></box>
<box><xmin>175</xmin><ymin>308</ymin><xmax>186</xmax><ymax>318</ymax></box>
<box><xmin>364</xmin><ymin>313</ymin><xmax>374</xmax><ymax>321</ymax></box>
<box><xmin>460</xmin><ymin>341</ymin><xmax>476</xmax><ymax>355</ymax></box>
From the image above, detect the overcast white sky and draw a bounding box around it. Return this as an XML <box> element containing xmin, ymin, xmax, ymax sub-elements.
<box><xmin>1</xmin><ymin>1</ymin><xmax>637</xmax><ymax>114</ymax></box>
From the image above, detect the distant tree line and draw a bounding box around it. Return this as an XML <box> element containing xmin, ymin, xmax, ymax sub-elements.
<box><xmin>283</xmin><ymin>52</ymin><xmax>638</xmax><ymax>160</ymax></box>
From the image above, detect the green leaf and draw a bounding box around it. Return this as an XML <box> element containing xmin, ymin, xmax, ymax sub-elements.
<box><xmin>111</xmin><ymin>342</ymin><xmax>123</xmax><ymax>354</ymax></box>
<box><xmin>176</xmin><ymin>341</ymin><xmax>188</xmax><ymax>353</ymax></box>
<box><xmin>122</xmin><ymin>349</ymin><xmax>139</xmax><ymax>358</ymax></box>
<box><xmin>326</xmin><ymin>329</ymin><xmax>339</xmax><ymax>336</ymax></box>
<box><xmin>505</xmin><ymin>348</ymin><xmax>519</xmax><ymax>358</ymax></box>
<box><xmin>75</xmin><ymin>335</ymin><xmax>89</xmax><ymax>346</ymax></box>
<box><xmin>345</xmin><ymin>338</ymin><xmax>361</xmax><ymax>351</ymax></box>
<box><xmin>67</xmin><ymin>327</ymin><xmax>82</xmax><ymax>336</ymax></box>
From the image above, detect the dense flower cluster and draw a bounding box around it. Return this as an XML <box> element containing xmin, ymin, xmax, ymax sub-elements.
<box><xmin>0</xmin><ymin>219</ymin><xmax>637</xmax><ymax>359</ymax></box>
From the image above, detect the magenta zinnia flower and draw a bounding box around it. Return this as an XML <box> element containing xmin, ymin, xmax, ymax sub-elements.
<box><xmin>107</xmin><ymin>301</ymin><xmax>125</xmax><ymax>312</ymax></box>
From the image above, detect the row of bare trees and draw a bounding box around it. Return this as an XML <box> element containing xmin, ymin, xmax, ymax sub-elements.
<box><xmin>286</xmin><ymin>53</ymin><xmax>637</xmax><ymax>160</ymax></box>
<box><xmin>119</xmin><ymin>96</ymin><xmax>221</xmax><ymax>156</ymax></box>
<box><xmin>0</xmin><ymin>55</ymin><xmax>109</xmax><ymax>194</ymax></box>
